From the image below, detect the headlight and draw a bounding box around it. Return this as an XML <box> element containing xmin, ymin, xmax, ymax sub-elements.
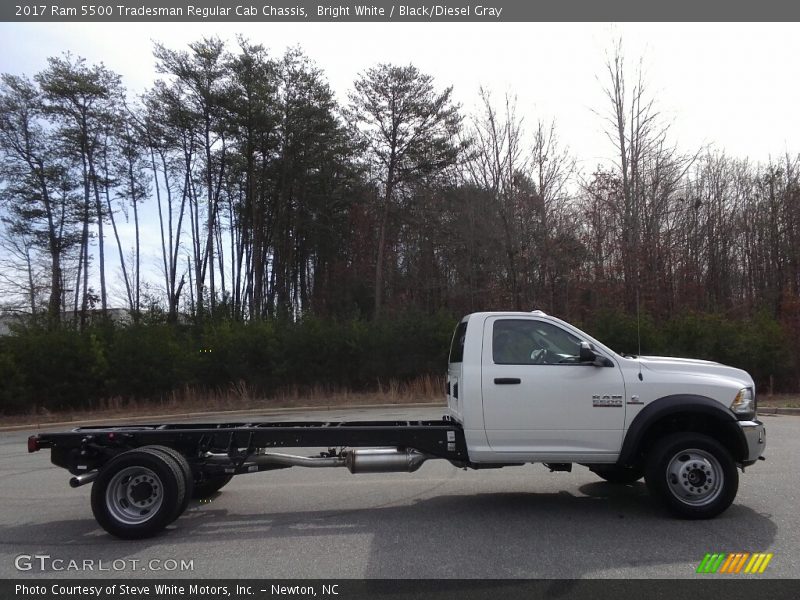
<box><xmin>730</xmin><ymin>387</ymin><xmax>755</xmax><ymax>418</ymax></box>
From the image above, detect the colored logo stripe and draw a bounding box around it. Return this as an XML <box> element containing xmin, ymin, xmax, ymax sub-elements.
<box><xmin>697</xmin><ymin>553</ymin><xmax>726</xmax><ymax>573</ymax></box>
<box><xmin>696</xmin><ymin>554</ymin><xmax>713</xmax><ymax>573</ymax></box>
<box><xmin>745</xmin><ymin>553</ymin><xmax>774</xmax><ymax>573</ymax></box>
<box><xmin>698</xmin><ymin>552</ymin><xmax>773</xmax><ymax>574</ymax></box>
<box><xmin>719</xmin><ymin>553</ymin><xmax>748</xmax><ymax>573</ymax></box>
<box><xmin>719</xmin><ymin>554</ymin><xmax>736</xmax><ymax>573</ymax></box>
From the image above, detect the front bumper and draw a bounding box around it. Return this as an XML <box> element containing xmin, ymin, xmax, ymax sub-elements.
<box><xmin>738</xmin><ymin>419</ymin><xmax>766</xmax><ymax>465</ymax></box>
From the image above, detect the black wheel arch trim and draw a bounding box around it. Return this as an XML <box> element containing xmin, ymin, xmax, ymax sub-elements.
<box><xmin>617</xmin><ymin>394</ymin><xmax>747</xmax><ymax>466</ymax></box>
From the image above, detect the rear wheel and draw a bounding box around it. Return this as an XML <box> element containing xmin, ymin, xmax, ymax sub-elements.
<box><xmin>644</xmin><ymin>433</ymin><xmax>738</xmax><ymax>519</ymax></box>
<box><xmin>192</xmin><ymin>474</ymin><xmax>234</xmax><ymax>499</ymax></box>
<box><xmin>91</xmin><ymin>448</ymin><xmax>187</xmax><ymax>539</ymax></box>
<box><xmin>590</xmin><ymin>465</ymin><xmax>643</xmax><ymax>484</ymax></box>
<box><xmin>143</xmin><ymin>445</ymin><xmax>194</xmax><ymax>520</ymax></box>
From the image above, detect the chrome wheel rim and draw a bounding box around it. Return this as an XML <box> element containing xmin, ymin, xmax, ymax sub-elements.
<box><xmin>665</xmin><ymin>448</ymin><xmax>723</xmax><ymax>506</ymax></box>
<box><xmin>105</xmin><ymin>466</ymin><xmax>163</xmax><ymax>525</ymax></box>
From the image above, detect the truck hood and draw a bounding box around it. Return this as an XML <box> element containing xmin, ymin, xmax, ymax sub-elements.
<box><xmin>638</xmin><ymin>355</ymin><xmax>753</xmax><ymax>387</ymax></box>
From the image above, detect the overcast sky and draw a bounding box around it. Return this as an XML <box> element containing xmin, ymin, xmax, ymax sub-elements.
<box><xmin>1</xmin><ymin>21</ymin><xmax>799</xmax><ymax>305</ymax></box>
<box><xmin>2</xmin><ymin>22</ymin><xmax>799</xmax><ymax>163</ymax></box>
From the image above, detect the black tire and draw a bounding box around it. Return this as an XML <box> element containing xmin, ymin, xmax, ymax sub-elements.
<box><xmin>91</xmin><ymin>448</ymin><xmax>187</xmax><ymax>539</ymax></box>
<box><xmin>644</xmin><ymin>432</ymin><xmax>738</xmax><ymax>519</ymax></box>
<box><xmin>590</xmin><ymin>465</ymin><xmax>643</xmax><ymax>485</ymax></box>
<box><xmin>192</xmin><ymin>474</ymin><xmax>234</xmax><ymax>499</ymax></box>
<box><xmin>141</xmin><ymin>446</ymin><xmax>194</xmax><ymax>520</ymax></box>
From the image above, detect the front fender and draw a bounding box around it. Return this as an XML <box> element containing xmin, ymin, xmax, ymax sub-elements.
<box><xmin>618</xmin><ymin>394</ymin><xmax>746</xmax><ymax>465</ymax></box>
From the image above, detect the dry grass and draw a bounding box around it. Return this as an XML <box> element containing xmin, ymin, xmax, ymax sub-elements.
<box><xmin>1</xmin><ymin>375</ymin><xmax>446</xmax><ymax>427</ymax></box>
<box><xmin>757</xmin><ymin>394</ymin><xmax>800</xmax><ymax>408</ymax></box>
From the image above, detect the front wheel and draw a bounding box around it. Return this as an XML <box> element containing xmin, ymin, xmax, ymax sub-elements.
<box><xmin>645</xmin><ymin>433</ymin><xmax>738</xmax><ymax>519</ymax></box>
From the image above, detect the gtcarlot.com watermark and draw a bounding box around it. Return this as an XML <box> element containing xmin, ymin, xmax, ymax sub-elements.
<box><xmin>15</xmin><ymin>554</ymin><xmax>194</xmax><ymax>572</ymax></box>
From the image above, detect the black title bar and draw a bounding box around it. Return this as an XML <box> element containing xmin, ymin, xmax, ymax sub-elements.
<box><xmin>4</xmin><ymin>0</ymin><xmax>800</xmax><ymax>22</ymax></box>
<box><xmin>5</xmin><ymin>579</ymin><xmax>800</xmax><ymax>600</ymax></box>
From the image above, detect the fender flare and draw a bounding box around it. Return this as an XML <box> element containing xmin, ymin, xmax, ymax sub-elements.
<box><xmin>617</xmin><ymin>394</ymin><xmax>747</xmax><ymax>466</ymax></box>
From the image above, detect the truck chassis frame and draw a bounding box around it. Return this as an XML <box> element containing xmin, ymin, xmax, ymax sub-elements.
<box><xmin>27</xmin><ymin>416</ymin><xmax>472</xmax><ymax>539</ymax></box>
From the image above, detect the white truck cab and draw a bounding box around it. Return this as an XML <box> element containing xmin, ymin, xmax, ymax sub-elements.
<box><xmin>446</xmin><ymin>310</ymin><xmax>766</xmax><ymax>519</ymax></box>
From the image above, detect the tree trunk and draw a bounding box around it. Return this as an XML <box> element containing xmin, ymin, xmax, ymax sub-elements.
<box><xmin>374</xmin><ymin>160</ymin><xmax>395</xmax><ymax>319</ymax></box>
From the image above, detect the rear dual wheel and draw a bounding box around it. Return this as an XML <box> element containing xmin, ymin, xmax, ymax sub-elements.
<box><xmin>91</xmin><ymin>446</ymin><xmax>191</xmax><ymax>539</ymax></box>
<box><xmin>144</xmin><ymin>445</ymin><xmax>194</xmax><ymax>518</ymax></box>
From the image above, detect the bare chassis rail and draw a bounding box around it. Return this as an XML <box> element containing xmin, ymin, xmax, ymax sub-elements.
<box><xmin>30</xmin><ymin>417</ymin><xmax>469</xmax><ymax>477</ymax></box>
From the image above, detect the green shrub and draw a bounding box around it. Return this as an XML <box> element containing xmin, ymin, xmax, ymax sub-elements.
<box><xmin>0</xmin><ymin>308</ymin><xmax>791</xmax><ymax>416</ymax></box>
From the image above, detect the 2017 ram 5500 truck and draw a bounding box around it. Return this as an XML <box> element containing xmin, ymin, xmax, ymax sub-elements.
<box><xmin>28</xmin><ymin>310</ymin><xmax>766</xmax><ymax>539</ymax></box>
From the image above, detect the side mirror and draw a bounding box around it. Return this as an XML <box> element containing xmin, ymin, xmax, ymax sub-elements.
<box><xmin>579</xmin><ymin>342</ymin><xmax>596</xmax><ymax>363</ymax></box>
<box><xmin>580</xmin><ymin>342</ymin><xmax>613</xmax><ymax>367</ymax></box>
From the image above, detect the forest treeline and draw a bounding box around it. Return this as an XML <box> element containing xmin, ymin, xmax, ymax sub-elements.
<box><xmin>1</xmin><ymin>38</ymin><xmax>799</xmax><ymax>413</ymax></box>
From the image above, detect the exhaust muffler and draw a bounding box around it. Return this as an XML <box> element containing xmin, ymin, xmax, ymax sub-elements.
<box><xmin>205</xmin><ymin>447</ymin><xmax>432</xmax><ymax>474</ymax></box>
<box><xmin>344</xmin><ymin>448</ymin><xmax>429</xmax><ymax>473</ymax></box>
<box><xmin>249</xmin><ymin>447</ymin><xmax>431</xmax><ymax>473</ymax></box>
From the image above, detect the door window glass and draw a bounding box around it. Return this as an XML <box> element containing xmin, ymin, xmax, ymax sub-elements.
<box><xmin>493</xmin><ymin>319</ymin><xmax>582</xmax><ymax>365</ymax></box>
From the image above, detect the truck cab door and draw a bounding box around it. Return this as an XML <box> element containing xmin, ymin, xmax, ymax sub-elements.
<box><xmin>480</xmin><ymin>316</ymin><xmax>626</xmax><ymax>461</ymax></box>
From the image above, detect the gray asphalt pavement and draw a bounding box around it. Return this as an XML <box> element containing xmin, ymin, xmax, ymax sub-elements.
<box><xmin>0</xmin><ymin>407</ymin><xmax>797</xmax><ymax>579</ymax></box>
